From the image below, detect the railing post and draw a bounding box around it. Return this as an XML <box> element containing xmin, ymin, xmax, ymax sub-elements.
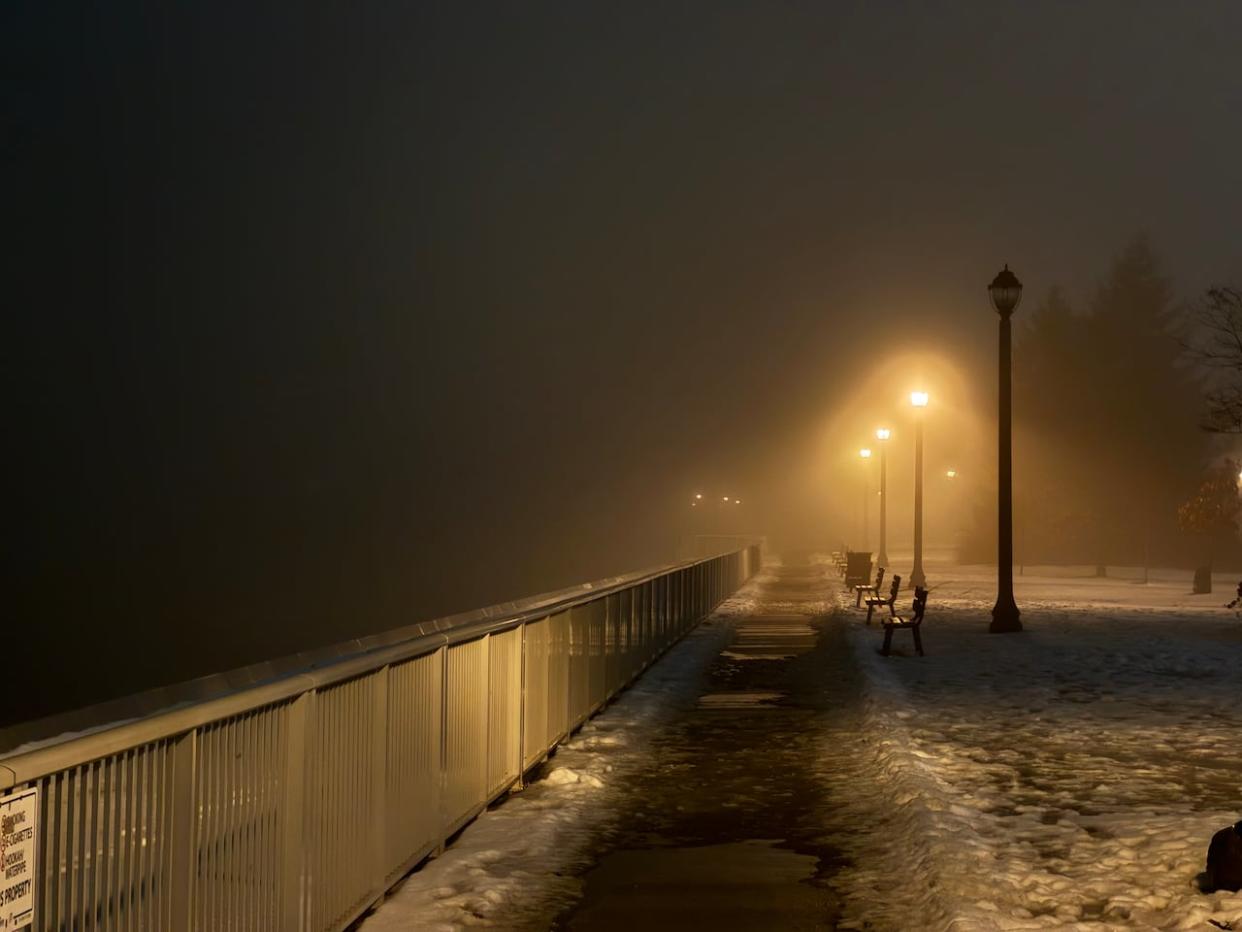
<box><xmin>281</xmin><ymin>692</ymin><xmax>310</xmax><ymax>932</ymax></box>
<box><xmin>516</xmin><ymin>622</ymin><xmax>527</xmax><ymax>790</ymax></box>
<box><xmin>371</xmin><ymin>667</ymin><xmax>390</xmax><ymax>903</ymax></box>
<box><xmin>168</xmin><ymin>729</ymin><xmax>197</xmax><ymax>931</ymax></box>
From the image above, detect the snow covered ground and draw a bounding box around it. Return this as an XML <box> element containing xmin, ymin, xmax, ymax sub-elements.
<box><xmin>359</xmin><ymin>565</ymin><xmax>778</xmax><ymax>931</ymax></box>
<box><xmin>828</xmin><ymin>557</ymin><xmax>1242</xmax><ymax>931</ymax></box>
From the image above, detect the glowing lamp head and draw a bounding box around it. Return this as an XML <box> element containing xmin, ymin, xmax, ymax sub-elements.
<box><xmin>859</xmin><ymin>448</ymin><xmax>872</xmax><ymax>459</ymax></box>
<box><xmin>988</xmin><ymin>264</ymin><xmax>1023</xmax><ymax>317</ymax></box>
<box><xmin>876</xmin><ymin>428</ymin><xmax>891</xmax><ymax>441</ymax></box>
<box><xmin>735</xmin><ymin>499</ymin><xmax>742</xmax><ymax>505</ymax></box>
<box><xmin>946</xmin><ymin>469</ymin><xmax>957</xmax><ymax>479</ymax></box>
<box><xmin>722</xmin><ymin>496</ymin><xmax>730</xmax><ymax>502</ymax></box>
<box><xmin>910</xmin><ymin>391</ymin><xmax>929</xmax><ymax>408</ymax></box>
<box><xmin>694</xmin><ymin>492</ymin><xmax>703</xmax><ymax>500</ymax></box>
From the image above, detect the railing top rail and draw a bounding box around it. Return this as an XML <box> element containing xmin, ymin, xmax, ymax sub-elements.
<box><xmin>0</xmin><ymin>544</ymin><xmax>759</xmax><ymax>788</ymax></box>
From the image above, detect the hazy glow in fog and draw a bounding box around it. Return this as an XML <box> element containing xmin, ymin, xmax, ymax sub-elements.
<box><xmin>775</xmin><ymin>351</ymin><xmax>990</xmax><ymax>553</ymax></box>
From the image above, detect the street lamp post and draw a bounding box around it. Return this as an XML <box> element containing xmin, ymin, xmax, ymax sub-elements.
<box><xmin>876</xmin><ymin>428</ymin><xmax>891</xmax><ymax>567</ymax></box>
<box><xmin>859</xmin><ymin>448</ymin><xmax>872</xmax><ymax>549</ymax></box>
<box><xmin>989</xmin><ymin>264</ymin><xmax>1023</xmax><ymax>633</ymax></box>
<box><xmin>910</xmin><ymin>392</ymin><xmax>929</xmax><ymax>589</ymax></box>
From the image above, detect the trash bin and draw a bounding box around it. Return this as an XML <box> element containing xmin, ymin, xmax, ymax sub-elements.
<box><xmin>845</xmin><ymin>552</ymin><xmax>873</xmax><ymax>588</ymax></box>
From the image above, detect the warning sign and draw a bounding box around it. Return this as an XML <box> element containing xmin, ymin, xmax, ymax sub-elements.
<box><xmin>0</xmin><ymin>786</ymin><xmax>37</xmax><ymax>931</ymax></box>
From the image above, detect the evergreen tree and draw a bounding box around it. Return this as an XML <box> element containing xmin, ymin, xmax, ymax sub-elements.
<box><xmin>961</xmin><ymin>235</ymin><xmax>1209</xmax><ymax>568</ymax></box>
<box><xmin>1083</xmin><ymin>235</ymin><xmax>1205</xmax><ymax>564</ymax></box>
<box><xmin>1013</xmin><ymin>286</ymin><xmax>1095</xmax><ymax>562</ymax></box>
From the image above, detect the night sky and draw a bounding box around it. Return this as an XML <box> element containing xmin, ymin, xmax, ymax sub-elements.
<box><xmin>5</xmin><ymin>2</ymin><xmax>1241</xmax><ymax>726</ymax></box>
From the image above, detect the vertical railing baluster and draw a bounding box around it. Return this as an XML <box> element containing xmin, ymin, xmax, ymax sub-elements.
<box><xmin>280</xmin><ymin>693</ymin><xmax>308</xmax><ymax>932</ymax></box>
<box><xmin>168</xmin><ymin>730</ymin><xmax>197</xmax><ymax>932</ymax></box>
<box><xmin>370</xmin><ymin>667</ymin><xmax>389</xmax><ymax>910</ymax></box>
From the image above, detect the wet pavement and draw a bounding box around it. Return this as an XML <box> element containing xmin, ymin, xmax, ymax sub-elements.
<box><xmin>552</xmin><ymin>559</ymin><xmax>863</xmax><ymax>931</ymax></box>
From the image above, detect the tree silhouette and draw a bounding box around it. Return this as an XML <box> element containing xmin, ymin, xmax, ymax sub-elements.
<box><xmin>1177</xmin><ymin>459</ymin><xmax>1241</xmax><ymax>534</ymax></box>
<box><xmin>1177</xmin><ymin>458</ymin><xmax>1242</xmax><ymax>590</ymax></box>
<box><xmin>1184</xmin><ymin>286</ymin><xmax>1242</xmax><ymax>432</ymax></box>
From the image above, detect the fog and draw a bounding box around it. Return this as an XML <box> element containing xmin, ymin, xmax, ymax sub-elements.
<box><xmin>6</xmin><ymin>2</ymin><xmax>1241</xmax><ymax>727</ymax></box>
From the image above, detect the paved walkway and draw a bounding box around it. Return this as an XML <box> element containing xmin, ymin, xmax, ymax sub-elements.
<box><xmin>551</xmin><ymin>559</ymin><xmax>860</xmax><ymax>931</ymax></box>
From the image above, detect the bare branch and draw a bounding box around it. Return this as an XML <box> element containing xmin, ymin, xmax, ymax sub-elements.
<box><xmin>1186</xmin><ymin>286</ymin><xmax>1242</xmax><ymax>430</ymax></box>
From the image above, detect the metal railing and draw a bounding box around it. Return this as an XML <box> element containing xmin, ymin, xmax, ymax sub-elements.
<box><xmin>0</xmin><ymin>544</ymin><xmax>761</xmax><ymax>932</ymax></box>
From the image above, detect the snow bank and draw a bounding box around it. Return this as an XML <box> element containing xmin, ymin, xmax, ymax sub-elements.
<box><xmin>830</xmin><ymin>567</ymin><xmax>1242</xmax><ymax>930</ymax></box>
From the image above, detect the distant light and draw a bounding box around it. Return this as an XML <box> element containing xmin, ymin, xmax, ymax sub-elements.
<box><xmin>691</xmin><ymin>501</ymin><xmax>697</xmax><ymax>506</ymax></box>
<box><xmin>911</xmin><ymin>391</ymin><xmax>929</xmax><ymax>408</ymax></box>
<box><xmin>876</xmin><ymin>428</ymin><xmax>891</xmax><ymax>441</ymax></box>
<box><xmin>695</xmin><ymin>493</ymin><xmax>703</xmax><ymax>500</ymax></box>
<box><xmin>735</xmin><ymin>500</ymin><xmax>742</xmax><ymax>505</ymax></box>
<box><xmin>946</xmin><ymin>469</ymin><xmax>957</xmax><ymax>479</ymax></box>
<box><xmin>723</xmin><ymin>496</ymin><xmax>730</xmax><ymax>502</ymax></box>
<box><xmin>859</xmin><ymin>448</ymin><xmax>872</xmax><ymax>459</ymax></box>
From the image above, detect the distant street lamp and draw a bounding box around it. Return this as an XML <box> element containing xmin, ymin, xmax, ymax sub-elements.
<box><xmin>876</xmin><ymin>428</ymin><xmax>891</xmax><ymax>567</ymax></box>
<box><xmin>859</xmin><ymin>448</ymin><xmax>872</xmax><ymax>550</ymax></box>
<box><xmin>946</xmin><ymin>469</ymin><xmax>957</xmax><ymax>479</ymax></box>
<box><xmin>910</xmin><ymin>391</ymin><xmax>929</xmax><ymax>588</ymax></box>
<box><xmin>989</xmin><ymin>264</ymin><xmax>1023</xmax><ymax>633</ymax></box>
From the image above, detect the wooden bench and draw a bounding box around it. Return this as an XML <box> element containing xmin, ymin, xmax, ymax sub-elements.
<box><xmin>881</xmin><ymin>586</ymin><xmax>928</xmax><ymax>656</ymax></box>
<box><xmin>864</xmin><ymin>575</ymin><xmax>901</xmax><ymax>624</ymax></box>
<box><xmin>853</xmin><ymin>566</ymin><xmax>886</xmax><ymax>607</ymax></box>
<box><xmin>832</xmin><ymin>551</ymin><xmax>849</xmax><ymax>577</ymax></box>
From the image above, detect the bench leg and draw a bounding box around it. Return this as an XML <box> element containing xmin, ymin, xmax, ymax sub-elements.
<box><xmin>912</xmin><ymin>626</ymin><xmax>924</xmax><ymax>657</ymax></box>
<box><xmin>855</xmin><ymin>589</ymin><xmax>862</xmax><ymax>607</ymax></box>
<box><xmin>865</xmin><ymin>604</ymin><xmax>874</xmax><ymax>625</ymax></box>
<box><xmin>881</xmin><ymin>627</ymin><xmax>893</xmax><ymax>656</ymax></box>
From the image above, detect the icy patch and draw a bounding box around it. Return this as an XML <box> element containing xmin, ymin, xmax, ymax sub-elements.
<box><xmin>696</xmin><ymin>691</ymin><xmax>784</xmax><ymax>709</ymax></box>
<box><xmin>564</xmin><ymin>840</ymin><xmax>825</xmax><ymax>926</ymax></box>
<box><xmin>545</xmin><ymin>767</ymin><xmax>605</xmax><ymax>788</ymax></box>
<box><xmin>721</xmin><ymin>650</ymin><xmax>796</xmax><ymax>661</ymax></box>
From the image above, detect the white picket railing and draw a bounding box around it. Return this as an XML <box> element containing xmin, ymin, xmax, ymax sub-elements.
<box><xmin>0</xmin><ymin>544</ymin><xmax>761</xmax><ymax>932</ymax></box>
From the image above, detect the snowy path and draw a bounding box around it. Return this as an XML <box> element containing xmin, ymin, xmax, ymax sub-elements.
<box><xmin>359</xmin><ymin>560</ymin><xmax>814</xmax><ymax>930</ymax></box>
<box><xmin>827</xmin><ymin>561</ymin><xmax>1242</xmax><ymax>931</ymax></box>
<box><xmin>551</xmin><ymin>559</ymin><xmax>854</xmax><ymax>930</ymax></box>
<box><xmin>362</xmin><ymin>558</ymin><xmax>859</xmax><ymax>930</ymax></box>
